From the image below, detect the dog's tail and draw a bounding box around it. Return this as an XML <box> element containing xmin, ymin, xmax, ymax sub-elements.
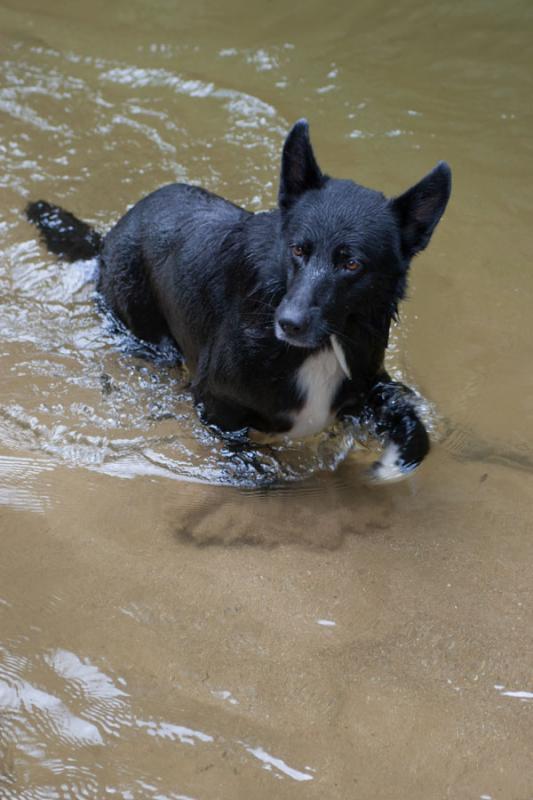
<box><xmin>26</xmin><ymin>200</ymin><xmax>101</xmax><ymax>262</ymax></box>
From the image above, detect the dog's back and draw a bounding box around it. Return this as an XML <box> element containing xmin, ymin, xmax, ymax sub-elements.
<box><xmin>99</xmin><ymin>183</ymin><xmax>251</xmax><ymax>354</ymax></box>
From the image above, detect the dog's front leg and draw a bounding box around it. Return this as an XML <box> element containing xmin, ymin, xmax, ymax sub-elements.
<box><xmin>364</xmin><ymin>375</ymin><xmax>430</xmax><ymax>482</ymax></box>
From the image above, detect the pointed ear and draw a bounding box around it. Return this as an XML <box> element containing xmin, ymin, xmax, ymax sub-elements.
<box><xmin>278</xmin><ymin>119</ymin><xmax>324</xmax><ymax>210</ymax></box>
<box><xmin>391</xmin><ymin>162</ymin><xmax>452</xmax><ymax>258</ymax></box>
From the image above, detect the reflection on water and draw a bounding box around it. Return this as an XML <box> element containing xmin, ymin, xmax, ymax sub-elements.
<box><xmin>1</xmin><ymin>0</ymin><xmax>533</xmax><ymax>798</ymax></box>
<box><xmin>495</xmin><ymin>685</ymin><xmax>533</xmax><ymax>702</ymax></box>
<box><xmin>0</xmin><ymin>632</ymin><xmax>317</xmax><ymax>797</ymax></box>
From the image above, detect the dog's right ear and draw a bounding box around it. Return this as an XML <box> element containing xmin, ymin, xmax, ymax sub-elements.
<box><xmin>278</xmin><ymin>119</ymin><xmax>324</xmax><ymax>210</ymax></box>
<box><xmin>391</xmin><ymin>162</ymin><xmax>452</xmax><ymax>258</ymax></box>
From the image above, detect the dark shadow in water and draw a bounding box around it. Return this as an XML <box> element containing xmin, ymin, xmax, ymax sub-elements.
<box><xmin>172</xmin><ymin>461</ymin><xmax>396</xmax><ymax>550</ymax></box>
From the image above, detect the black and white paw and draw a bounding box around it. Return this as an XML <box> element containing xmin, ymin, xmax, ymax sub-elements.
<box><xmin>369</xmin><ymin>442</ymin><xmax>422</xmax><ymax>484</ymax></box>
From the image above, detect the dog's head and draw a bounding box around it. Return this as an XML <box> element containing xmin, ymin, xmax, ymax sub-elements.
<box><xmin>273</xmin><ymin>119</ymin><xmax>451</xmax><ymax>349</ymax></box>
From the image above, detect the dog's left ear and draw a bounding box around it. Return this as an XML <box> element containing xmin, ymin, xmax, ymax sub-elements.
<box><xmin>391</xmin><ymin>162</ymin><xmax>452</xmax><ymax>258</ymax></box>
<box><xmin>278</xmin><ymin>119</ymin><xmax>324</xmax><ymax>210</ymax></box>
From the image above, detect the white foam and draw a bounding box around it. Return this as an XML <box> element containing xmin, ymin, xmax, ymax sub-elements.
<box><xmin>242</xmin><ymin>743</ymin><xmax>314</xmax><ymax>782</ymax></box>
<box><xmin>137</xmin><ymin>718</ymin><xmax>213</xmax><ymax>745</ymax></box>
<box><xmin>499</xmin><ymin>689</ymin><xmax>533</xmax><ymax>700</ymax></box>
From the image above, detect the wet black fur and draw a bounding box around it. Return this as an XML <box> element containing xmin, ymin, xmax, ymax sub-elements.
<box><xmin>26</xmin><ymin>200</ymin><xmax>101</xmax><ymax>261</ymax></box>
<box><xmin>26</xmin><ymin>120</ymin><xmax>451</xmax><ymax>476</ymax></box>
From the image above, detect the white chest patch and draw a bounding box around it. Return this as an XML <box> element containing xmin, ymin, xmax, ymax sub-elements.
<box><xmin>288</xmin><ymin>340</ymin><xmax>347</xmax><ymax>439</ymax></box>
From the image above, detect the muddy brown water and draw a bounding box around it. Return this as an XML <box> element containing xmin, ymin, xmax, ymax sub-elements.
<box><xmin>1</xmin><ymin>1</ymin><xmax>533</xmax><ymax>798</ymax></box>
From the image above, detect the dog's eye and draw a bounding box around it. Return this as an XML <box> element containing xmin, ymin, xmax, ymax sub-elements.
<box><xmin>345</xmin><ymin>259</ymin><xmax>360</xmax><ymax>271</ymax></box>
<box><xmin>291</xmin><ymin>245</ymin><xmax>304</xmax><ymax>258</ymax></box>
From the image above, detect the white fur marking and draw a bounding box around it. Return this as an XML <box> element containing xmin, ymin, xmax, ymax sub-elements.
<box><xmin>288</xmin><ymin>347</ymin><xmax>345</xmax><ymax>438</ymax></box>
<box><xmin>372</xmin><ymin>442</ymin><xmax>417</xmax><ymax>483</ymax></box>
<box><xmin>330</xmin><ymin>335</ymin><xmax>351</xmax><ymax>378</ymax></box>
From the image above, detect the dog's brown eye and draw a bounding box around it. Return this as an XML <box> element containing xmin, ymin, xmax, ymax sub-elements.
<box><xmin>345</xmin><ymin>259</ymin><xmax>360</xmax><ymax>271</ymax></box>
<box><xmin>291</xmin><ymin>245</ymin><xmax>304</xmax><ymax>258</ymax></box>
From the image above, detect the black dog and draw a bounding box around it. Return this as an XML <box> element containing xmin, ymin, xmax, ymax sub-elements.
<box><xmin>26</xmin><ymin>120</ymin><xmax>451</xmax><ymax>480</ymax></box>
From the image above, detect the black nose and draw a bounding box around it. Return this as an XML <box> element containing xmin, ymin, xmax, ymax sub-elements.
<box><xmin>278</xmin><ymin>313</ymin><xmax>310</xmax><ymax>338</ymax></box>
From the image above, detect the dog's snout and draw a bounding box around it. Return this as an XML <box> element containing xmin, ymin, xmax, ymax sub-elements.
<box><xmin>278</xmin><ymin>313</ymin><xmax>310</xmax><ymax>338</ymax></box>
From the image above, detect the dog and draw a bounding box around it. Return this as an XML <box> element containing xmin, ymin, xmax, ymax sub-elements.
<box><xmin>26</xmin><ymin>119</ymin><xmax>451</xmax><ymax>481</ymax></box>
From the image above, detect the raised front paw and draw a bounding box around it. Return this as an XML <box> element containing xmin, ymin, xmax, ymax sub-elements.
<box><xmin>369</xmin><ymin>414</ymin><xmax>430</xmax><ymax>483</ymax></box>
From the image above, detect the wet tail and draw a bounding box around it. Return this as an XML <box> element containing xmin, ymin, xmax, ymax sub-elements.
<box><xmin>26</xmin><ymin>200</ymin><xmax>101</xmax><ymax>262</ymax></box>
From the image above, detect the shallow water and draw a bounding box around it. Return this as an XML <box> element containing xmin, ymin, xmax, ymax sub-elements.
<box><xmin>1</xmin><ymin>1</ymin><xmax>533</xmax><ymax>798</ymax></box>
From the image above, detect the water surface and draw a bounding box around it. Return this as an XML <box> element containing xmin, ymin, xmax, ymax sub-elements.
<box><xmin>1</xmin><ymin>1</ymin><xmax>533</xmax><ymax>798</ymax></box>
